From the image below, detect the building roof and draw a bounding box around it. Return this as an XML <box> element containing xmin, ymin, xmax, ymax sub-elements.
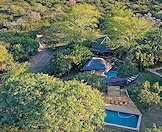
<box><xmin>106</xmin><ymin>75</ymin><xmax>140</xmax><ymax>86</ymax></box>
<box><xmin>90</xmin><ymin>48</ymin><xmax>112</xmax><ymax>53</ymax></box>
<box><xmin>90</xmin><ymin>37</ymin><xmax>112</xmax><ymax>53</ymax></box>
<box><xmin>81</xmin><ymin>57</ymin><xmax>112</xmax><ymax>72</ymax></box>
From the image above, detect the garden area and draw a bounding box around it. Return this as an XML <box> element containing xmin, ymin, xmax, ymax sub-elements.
<box><xmin>0</xmin><ymin>0</ymin><xmax>162</xmax><ymax>132</ymax></box>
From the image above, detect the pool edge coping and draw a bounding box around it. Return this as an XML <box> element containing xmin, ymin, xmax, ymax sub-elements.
<box><xmin>104</xmin><ymin>109</ymin><xmax>142</xmax><ymax>131</ymax></box>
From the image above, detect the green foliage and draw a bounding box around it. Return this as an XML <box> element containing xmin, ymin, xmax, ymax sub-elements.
<box><xmin>118</xmin><ymin>58</ymin><xmax>138</xmax><ymax>78</ymax></box>
<box><xmin>48</xmin><ymin>45</ymin><xmax>92</xmax><ymax>77</ymax></box>
<box><xmin>0</xmin><ymin>62</ymin><xmax>29</xmax><ymax>82</ymax></box>
<box><xmin>69</xmin><ymin>72</ymin><xmax>106</xmax><ymax>92</ymax></box>
<box><xmin>140</xmin><ymin>81</ymin><xmax>162</xmax><ymax>109</ymax></box>
<box><xmin>55</xmin><ymin>4</ymin><xmax>100</xmax><ymax>44</ymax></box>
<box><xmin>9</xmin><ymin>44</ymin><xmax>29</xmax><ymax>62</ymax></box>
<box><xmin>0</xmin><ymin>43</ymin><xmax>13</xmax><ymax>71</ymax></box>
<box><xmin>65</xmin><ymin>45</ymin><xmax>93</xmax><ymax>68</ymax></box>
<box><xmin>19</xmin><ymin>39</ymin><xmax>39</xmax><ymax>55</ymax></box>
<box><xmin>48</xmin><ymin>49</ymin><xmax>72</xmax><ymax>77</ymax></box>
<box><xmin>104</xmin><ymin>4</ymin><xmax>155</xmax><ymax>48</ymax></box>
<box><xmin>145</xmin><ymin>123</ymin><xmax>162</xmax><ymax>132</ymax></box>
<box><xmin>132</xmin><ymin>29</ymin><xmax>162</xmax><ymax>69</ymax></box>
<box><xmin>0</xmin><ymin>73</ymin><xmax>104</xmax><ymax>131</ymax></box>
<box><xmin>9</xmin><ymin>39</ymin><xmax>39</xmax><ymax>62</ymax></box>
<box><xmin>0</xmin><ymin>31</ymin><xmax>38</xmax><ymax>62</ymax></box>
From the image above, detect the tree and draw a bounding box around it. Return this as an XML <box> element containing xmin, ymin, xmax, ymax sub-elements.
<box><xmin>65</xmin><ymin>45</ymin><xmax>93</xmax><ymax>68</ymax></box>
<box><xmin>48</xmin><ymin>45</ymin><xmax>92</xmax><ymax>77</ymax></box>
<box><xmin>132</xmin><ymin>29</ymin><xmax>162</xmax><ymax>69</ymax></box>
<box><xmin>3</xmin><ymin>62</ymin><xmax>29</xmax><ymax>80</ymax></box>
<box><xmin>48</xmin><ymin>48</ymin><xmax>73</xmax><ymax>77</ymax></box>
<box><xmin>8</xmin><ymin>39</ymin><xmax>39</xmax><ymax>62</ymax></box>
<box><xmin>55</xmin><ymin>4</ymin><xmax>100</xmax><ymax>44</ymax></box>
<box><xmin>69</xmin><ymin>72</ymin><xmax>106</xmax><ymax>92</ymax></box>
<box><xmin>10</xmin><ymin>44</ymin><xmax>29</xmax><ymax>62</ymax></box>
<box><xmin>20</xmin><ymin>39</ymin><xmax>39</xmax><ymax>55</ymax></box>
<box><xmin>145</xmin><ymin>123</ymin><xmax>162</xmax><ymax>132</ymax></box>
<box><xmin>0</xmin><ymin>43</ymin><xmax>13</xmax><ymax>71</ymax></box>
<box><xmin>104</xmin><ymin>4</ymin><xmax>155</xmax><ymax>49</ymax></box>
<box><xmin>118</xmin><ymin>58</ymin><xmax>138</xmax><ymax>78</ymax></box>
<box><xmin>0</xmin><ymin>73</ymin><xmax>104</xmax><ymax>131</ymax></box>
<box><xmin>140</xmin><ymin>81</ymin><xmax>162</xmax><ymax>109</ymax></box>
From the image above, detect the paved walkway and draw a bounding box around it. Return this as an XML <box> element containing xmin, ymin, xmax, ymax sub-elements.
<box><xmin>147</xmin><ymin>67</ymin><xmax>162</xmax><ymax>78</ymax></box>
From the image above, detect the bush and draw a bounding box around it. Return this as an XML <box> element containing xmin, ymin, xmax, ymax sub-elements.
<box><xmin>48</xmin><ymin>52</ymin><xmax>73</xmax><ymax>77</ymax></box>
<box><xmin>145</xmin><ymin>123</ymin><xmax>162</xmax><ymax>132</ymax></box>
<box><xmin>139</xmin><ymin>81</ymin><xmax>162</xmax><ymax>109</ymax></box>
<box><xmin>118</xmin><ymin>58</ymin><xmax>138</xmax><ymax>78</ymax></box>
<box><xmin>48</xmin><ymin>45</ymin><xmax>93</xmax><ymax>77</ymax></box>
<box><xmin>69</xmin><ymin>72</ymin><xmax>106</xmax><ymax>92</ymax></box>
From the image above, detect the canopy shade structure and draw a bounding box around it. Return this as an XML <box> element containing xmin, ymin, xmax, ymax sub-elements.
<box><xmin>106</xmin><ymin>74</ymin><xmax>140</xmax><ymax>86</ymax></box>
<box><xmin>81</xmin><ymin>57</ymin><xmax>112</xmax><ymax>72</ymax></box>
<box><xmin>90</xmin><ymin>37</ymin><xmax>113</xmax><ymax>54</ymax></box>
<box><xmin>90</xmin><ymin>47</ymin><xmax>112</xmax><ymax>53</ymax></box>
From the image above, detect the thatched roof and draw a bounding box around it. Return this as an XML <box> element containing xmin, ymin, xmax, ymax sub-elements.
<box><xmin>90</xmin><ymin>37</ymin><xmax>112</xmax><ymax>53</ymax></box>
<box><xmin>81</xmin><ymin>57</ymin><xmax>112</xmax><ymax>72</ymax></box>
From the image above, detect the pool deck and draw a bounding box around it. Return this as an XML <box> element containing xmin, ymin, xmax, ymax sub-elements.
<box><xmin>102</xmin><ymin>90</ymin><xmax>142</xmax><ymax>131</ymax></box>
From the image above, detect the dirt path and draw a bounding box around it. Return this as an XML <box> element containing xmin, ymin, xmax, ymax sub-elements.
<box><xmin>29</xmin><ymin>36</ymin><xmax>54</xmax><ymax>72</ymax></box>
<box><xmin>30</xmin><ymin>49</ymin><xmax>51</xmax><ymax>68</ymax></box>
<box><xmin>147</xmin><ymin>67</ymin><xmax>162</xmax><ymax>78</ymax></box>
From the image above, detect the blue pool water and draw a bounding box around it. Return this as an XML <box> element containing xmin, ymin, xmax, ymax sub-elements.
<box><xmin>104</xmin><ymin>110</ymin><xmax>139</xmax><ymax>128</ymax></box>
<box><xmin>105</xmin><ymin>71</ymin><xmax>117</xmax><ymax>78</ymax></box>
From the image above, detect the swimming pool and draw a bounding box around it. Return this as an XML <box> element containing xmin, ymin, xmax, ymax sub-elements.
<box><xmin>104</xmin><ymin>110</ymin><xmax>139</xmax><ymax>130</ymax></box>
<box><xmin>105</xmin><ymin>71</ymin><xmax>117</xmax><ymax>78</ymax></box>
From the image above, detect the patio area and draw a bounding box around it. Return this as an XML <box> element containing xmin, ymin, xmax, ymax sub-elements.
<box><xmin>102</xmin><ymin>89</ymin><xmax>142</xmax><ymax>131</ymax></box>
<box><xmin>103</xmin><ymin>89</ymin><xmax>141</xmax><ymax>115</ymax></box>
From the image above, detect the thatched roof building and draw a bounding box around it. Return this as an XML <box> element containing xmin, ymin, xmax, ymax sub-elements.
<box><xmin>81</xmin><ymin>57</ymin><xmax>112</xmax><ymax>76</ymax></box>
<box><xmin>90</xmin><ymin>37</ymin><xmax>113</xmax><ymax>55</ymax></box>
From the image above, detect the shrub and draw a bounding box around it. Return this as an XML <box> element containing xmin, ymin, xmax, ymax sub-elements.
<box><xmin>48</xmin><ymin>48</ymin><xmax>72</xmax><ymax>77</ymax></box>
<box><xmin>69</xmin><ymin>72</ymin><xmax>106</xmax><ymax>92</ymax></box>
<box><xmin>48</xmin><ymin>45</ymin><xmax>93</xmax><ymax>77</ymax></box>
<box><xmin>118</xmin><ymin>58</ymin><xmax>138</xmax><ymax>78</ymax></box>
<box><xmin>140</xmin><ymin>81</ymin><xmax>162</xmax><ymax>109</ymax></box>
<box><xmin>145</xmin><ymin>123</ymin><xmax>162</xmax><ymax>132</ymax></box>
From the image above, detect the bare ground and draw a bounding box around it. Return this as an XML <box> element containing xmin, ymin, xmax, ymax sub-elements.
<box><xmin>29</xmin><ymin>48</ymin><xmax>53</xmax><ymax>72</ymax></box>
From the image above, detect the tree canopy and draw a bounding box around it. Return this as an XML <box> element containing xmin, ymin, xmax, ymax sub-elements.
<box><xmin>145</xmin><ymin>123</ymin><xmax>162</xmax><ymax>132</ymax></box>
<box><xmin>0</xmin><ymin>73</ymin><xmax>104</xmax><ymax>131</ymax></box>
<box><xmin>0</xmin><ymin>43</ymin><xmax>13</xmax><ymax>71</ymax></box>
<box><xmin>48</xmin><ymin>45</ymin><xmax>93</xmax><ymax>77</ymax></box>
<box><xmin>69</xmin><ymin>72</ymin><xmax>107</xmax><ymax>92</ymax></box>
<box><xmin>118</xmin><ymin>58</ymin><xmax>138</xmax><ymax>78</ymax></box>
<box><xmin>104</xmin><ymin>4</ymin><xmax>155</xmax><ymax>49</ymax></box>
<box><xmin>55</xmin><ymin>4</ymin><xmax>100</xmax><ymax>44</ymax></box>
<box><xmin>140</xmin><ymin>81</ymin><xmax>162</xmax><ymax>109</ymax></box>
